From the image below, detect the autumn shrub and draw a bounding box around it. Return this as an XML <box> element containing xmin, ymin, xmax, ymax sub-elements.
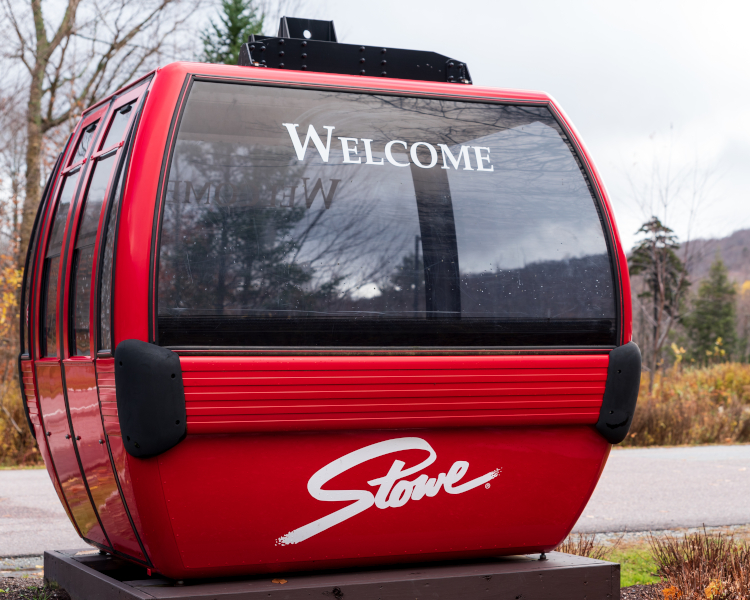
<box><xmin>623</xmin><ymin>363</ymin><xmax>750</xmax><ymax>447</ymax></box>
<box><xmin>649</xmin><ymin>530</ymin><xmax>750</xmax><ymax>599</ymax></box>
<box><xmin>0</xmin><ymin>246</ymin><xmax>40</xmax><ymax>467</ymax></box>
<box><xmin>0</xmin><ymin>382</ymin><xmax>40</xmax><ymax>466</ymax></box>
<box><xmin>556</xmin><ymin>532</ymin><xmax>612</xmax><ymax>560</ymax></box>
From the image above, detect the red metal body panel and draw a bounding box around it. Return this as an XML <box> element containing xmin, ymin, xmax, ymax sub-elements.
<box><xmin>180</xmin><ymin>355</ymin><xmax>608</xmax><ymax>433</ymax></box>
<box><xmin>154</xmin><ymin>426</ymin><xmax>609</xmax><ymax>577</ymax></box>
<box><xmin>21</xmin><ymin>61</ymin><xmax>634</xmax><ymax>578</ymax></box>
<box><xmin>95</xmin><ymin>357</ymin><xmax>149</xmax><ymax>554</ymax></box>
<box><xmin>20</xmin><ymin>360</ymin><xmax>80</xmax><ymax>534</ymax></box>
<box><xmin>63</xmin><ymin>359</ymin><xmax>144</xmax><ymax>559</ymax></box>
<box><xmin>35</xmin><ymin>361</ymin><xmax>106</xmax><ymax>544</ymax></box>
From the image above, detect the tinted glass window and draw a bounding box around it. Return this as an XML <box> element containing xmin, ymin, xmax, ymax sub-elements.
<box><xmin>70</xmin><ymin>155</ymin><xmax>116</xmax><ymax>355</ymax></box>
<box><xmin>22</xmin><ymin>192</ymin><xmax>47</xmax><ymax>356</ymax></box>
<box><xmin>101</xmin><ymin>104</ymin><xmax>133</xmax><ymax>150</ymax></box>
<box><xmin>22</xmin><ymin>231</ymin><xmax>38</xmax><ymax>355</ymax></box>
<box><xmin>46</xmin><ymin>173</ymin><xmax>78</xmax><ymax>257</ymax></box>
<box><xmin>98</xmin><ymin>161</ymin><xmax>125</xmax><ymax>351</ymax></box>
<box><xmin>25</xmin><ymin>156</ymin><xmax>64</xmax><ymax>355</ymax></box>
<box><xmin>72</xmin><ymin>123</ymin><xmax>98</xmax><ymax>164</ymax></box>
<box><xmin>157</xmin><ymin>83</ymin><xmax>615</xmax><ymax>347</ymax></box>
<box><xmin>42</xmin><ymin>256</ymin><xmax>61</xmax><ymax>357</ymax></box>
<box><xmin>70</xmin><ymin>247</ymin><xmax>95</xmax><ymax>355</ymax></box>
<box><xmin>77</xmin><ymin>155</ymin><xmax>115</xmax><ymax>246</ymax></box>
<box><xmin>41</xmin><ymin>174</ymin><xmax>79</xmax><ymax>356</ymax></box>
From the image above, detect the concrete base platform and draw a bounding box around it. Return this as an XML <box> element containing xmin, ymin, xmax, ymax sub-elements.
<box><xmin>45</xmin><ymin>549</ymin><xmax>620</xmax><ymax>600</ymax></box>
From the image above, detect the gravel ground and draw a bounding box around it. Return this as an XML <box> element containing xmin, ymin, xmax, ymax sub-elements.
<box><xmin>593</xmin><ymin>523</ymin><xmax>750</xmax><ymax>547</ymax></box>
<box><xmin>0</xmin><ymin>577</ymin><xmax>660</xmax><ymax>600</ymax></box>
<box><xmin>0</xmin><ymin>577</ymin><xmax>70</xmax><ymax>600</ymax></box>
<box><xmin>621</xmin><ymin>583</ymin><xmax>660</xmax><ymax>599</ymax></box>
<box><xmin>0</xmin><ymin>556</ymin><xmax>44</xmax><ymax>579</ymax></box>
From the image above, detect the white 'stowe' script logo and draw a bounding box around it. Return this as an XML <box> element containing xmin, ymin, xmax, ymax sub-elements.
<box><xmin>282</xmin><ymin>123</ymin><xmax>495</xmax><ymax>171</ymax></box>
<box><xmin>276</xmin><ymin>437</ymin><xmax>500</xmax><ymax>546</ymax></box>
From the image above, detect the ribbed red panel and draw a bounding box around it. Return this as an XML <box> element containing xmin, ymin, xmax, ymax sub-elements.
<box><xmin>181</xmin><ymin>355</ymin><xmax>608</xmax><ymax>433</ymax></box>
<box><xmin>96</xmin><ymin>359</ymin><xmax>120</xmax><ymax>434</ymax></box>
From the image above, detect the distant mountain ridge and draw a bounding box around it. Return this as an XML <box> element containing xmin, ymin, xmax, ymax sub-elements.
<box><xmin>680</xmin><ymin>228</ymin><xmax>750</xmax><ymax>283</ymax></box>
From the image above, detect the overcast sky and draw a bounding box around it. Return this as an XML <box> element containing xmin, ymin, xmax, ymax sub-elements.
<box><xmin>311</xmin><ymin>0</ymin><xmax>750</xmax><ymax>251</ymax></box>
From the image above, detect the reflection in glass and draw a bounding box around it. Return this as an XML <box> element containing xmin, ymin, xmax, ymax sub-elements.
<box><xmin>71</xmin><ymin>247</ymin><xmax>95</xmax><ymax>355</ymax></box>
<box><xmin>23</xmin><ymin>215</ymin><xmax>41</xmax><ymax>355</ymax></box>
<box><xmin>72</xmin><ymin>123</ymin><xmax>98</xmax><ymax>164</ymax></box>
<box><xmin>71</xmin><ymin>155</ymin><xmax>116</xmax><ymax>355</ymax></box>
<box><xmin>41</xmin><ymin>174</ymin><xmax>80</xmax><ymax>356</ymax></box>
<box><xmin>157</xmin><ymin>83</ymin><xmax>616</xmax><ymax>347</ymax></box>
<box><xmin>42</xmin><ymin>256</ymin><xmax>60</xmax><ymax>357</ymax></box>
<box><xmin>78</xmin><ymin>156</ymin><xmax>115</xmax><ymax>247</ymax></box>
<box><xmin>98</xmin><ymin>163</ymin><xmax>125</xmax><ymax>351</ymax></box>
<box><xmin>47</xmin><ymin>174</ymin><xmax>79</xmax><ymax>256</ymax></box>
<box><xmin>101</xmin><ymin>105</ymin><xmax>132</xmax><ymax>150</ymax></box>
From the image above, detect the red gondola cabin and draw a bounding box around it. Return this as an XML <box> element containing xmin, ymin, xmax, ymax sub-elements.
<box><xmin>19</xmin><ymin>17</ymin><xmax>640</xmax><ymax>580</ymax></box>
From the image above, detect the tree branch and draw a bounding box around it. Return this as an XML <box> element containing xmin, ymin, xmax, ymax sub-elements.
<box><xmin>43</xmin><ymin>0</ymin><xmax>83</xmax><ymax>64</ymax></box>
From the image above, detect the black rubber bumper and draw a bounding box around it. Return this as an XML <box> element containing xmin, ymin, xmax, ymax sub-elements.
<box><xmin>114</xmin><ymin>339</ymin><xmax>187</xmax><ymax>458</ymax></box>
<box><xmin>595</xmin><ymin>342</ymin><xmax>642</xmax><ymax>444</ymax></box>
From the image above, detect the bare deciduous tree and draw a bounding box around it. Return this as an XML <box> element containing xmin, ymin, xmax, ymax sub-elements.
<box><xmin>626</xmin><ymin>131</ymin><xmax>717</xmax><ymax>378</ymax></box>
<box><xmin>1</xmin><ymin>0</ymin><xmax>201</xmax><ymax>265</ymax></box>
<box><xmin>0</xmin><ymin>87</ymin><xmax>26</xmax><ymax>260</ymax></box>
<box><xmin>0</xmin><ymin>0</ymin><xmax>202</xmax><ymax>464</ymax></box>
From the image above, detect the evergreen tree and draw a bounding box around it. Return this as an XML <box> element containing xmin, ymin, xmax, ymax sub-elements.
<box><xmin>684</xmin><ymin>256</ymin><xmax>737</xmax><ymax>363</ymax></box>
<box><xmin>201</xmin><ymin>0</ymin><xmax>264</xmax><ymax>65</ymax></box>
<box><xmin>629</xmin><ymin>216</ymin><xmax>688</xmax><ymax>383</ymax></box>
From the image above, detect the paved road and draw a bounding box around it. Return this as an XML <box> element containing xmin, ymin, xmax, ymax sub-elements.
<box><xmin>1</xmin><ymin>445</ymin><xmax>749</xmax><ymax>556</ymax></box>
<box><xmin>0</xmin><ymin>469</ymin><xmax>84</xmax><ymax>556</ymax></box>
<box><xmin>573</xmin><ymin>444</ymin><xmax>750</xmax><ymax>533</ymax></box>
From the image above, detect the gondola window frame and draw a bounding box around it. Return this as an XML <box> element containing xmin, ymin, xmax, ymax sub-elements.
<box><xmin>97</xmin><ymin>87</ymin><xmax>151</xmax><ymax>355</ymax></box>
<box><xmin>20</xmin><ymin>151</ymin><xmax>65</xmax><ymax>358</ymax></box>
<box><xmin>151</xmin><ymin>76</ymin><xmax>623</xmax><ymax>350</ymax></box>
<box><xmin>40</xmin><ymin>167</ymin><xmax>84</xmax><ymax>358</ymax></box>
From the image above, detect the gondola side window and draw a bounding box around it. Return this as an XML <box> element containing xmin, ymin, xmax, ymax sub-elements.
<box><xmin>98</xmin><ymin>155</ymin><xmax>126</xmax><ymax>352</ymax></box>
<box><xmin>101</xmin><ymin>104</ymin><xmax>133</xmax><ymax>151</ymax></box>
<box><xmin>22</xmin><ymin>226</ymin><xmax>39</xmax><ymax>355</ymax></box>
<box><xmin>71</xmin><ymin>123</ymin><xmax>98</xmax><ymax>165</ymax></box>
<box><xmin>42</xmin><ymin>172</ymin><xmax>79</xmax><ymax>357</ymax></box>
<box><xmin>21</xmin><ymin>165</ymin><xmax>55</xmax><ymax>356</ymax></box>
<box><xmin>157</xmin><ymin>83</ymin><xmax>617</xmax><ymax>347</ymax></box>
<box><xmin>70</xmin><ymin>154</ymin><xmax>116</xmax><ymax>356</ymax></box>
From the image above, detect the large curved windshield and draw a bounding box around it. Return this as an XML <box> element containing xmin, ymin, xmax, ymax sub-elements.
<box><xmin>157</xmin><ymin>82</ymin><xmax>615</xmax><ymax>347</ymax></box>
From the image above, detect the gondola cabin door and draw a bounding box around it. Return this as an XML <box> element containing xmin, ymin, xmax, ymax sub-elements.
<box><xmin>35</xmin><ymin>104</ymin><xmax>109</xmax><ymax>547</ymax></box>
<box><xmin>33</xmin><ymin>81</ymin><xmax>149</xmax><ymax>559</ymax></box>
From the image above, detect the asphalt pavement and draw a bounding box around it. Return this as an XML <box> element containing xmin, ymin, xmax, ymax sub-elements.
<box><xmin>573</xmin><ymin>444</ymin><xmax>750</xmax><ymax>533</ymax></box>
<box><xmin>0</xmin><ymin>469</ymin><xmax>83</xmax><ymax>557</ymax></box>
<box><xmin>1</xmin><ymin>444</ymin><xmax>749</xmax><ymax>557</ymax></box>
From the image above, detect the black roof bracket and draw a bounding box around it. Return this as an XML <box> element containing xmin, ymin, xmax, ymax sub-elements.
<box><xmin>278</xmin><ymin>16</ymin><xmax>337</xmax><ymax>42</ymax></box>
<box><xmin>237</xmin><ymin>17</ymin><xmax>472</xmax><ymax>84</ymax></box>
